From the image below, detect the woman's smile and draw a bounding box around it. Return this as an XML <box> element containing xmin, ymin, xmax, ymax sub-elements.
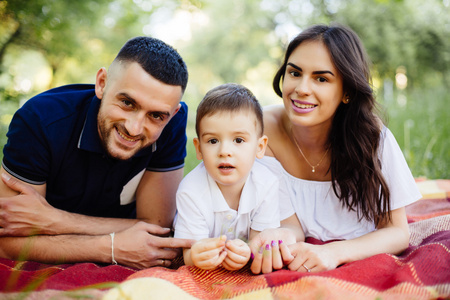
<box><xmin>291</xmin><ymin>99</ymin><xmax>317</xmax><ymax>113</ymax></box>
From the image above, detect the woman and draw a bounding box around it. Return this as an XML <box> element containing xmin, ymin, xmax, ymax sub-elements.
<box><xmin>249</xmin><ymin>24</ymin><xmax>421</xmax><ymax>274</ymax></box>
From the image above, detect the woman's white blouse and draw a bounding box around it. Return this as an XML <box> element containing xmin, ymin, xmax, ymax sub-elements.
<box><xmin>259</xmin><ymin>127</ymin><xmax>422</xmax><ymax>241</ymax></box>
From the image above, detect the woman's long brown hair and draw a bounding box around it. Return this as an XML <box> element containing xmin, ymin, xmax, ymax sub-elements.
<box><xmin>273</xmin><ymin>24</ymin><xmax>390</xmax><ymax>226</ymax></box>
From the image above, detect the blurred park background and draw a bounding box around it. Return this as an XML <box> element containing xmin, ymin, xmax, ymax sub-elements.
<box><xmin>0</xmin><ymin>0</ymin><xmax>449</xmax><ymax>178</ymax></box>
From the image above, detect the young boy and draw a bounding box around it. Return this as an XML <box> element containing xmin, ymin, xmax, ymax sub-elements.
<box><xmin>174</xmin><ymin>83</ymin><xmax>281</xmax><ymax>271</ymax></box>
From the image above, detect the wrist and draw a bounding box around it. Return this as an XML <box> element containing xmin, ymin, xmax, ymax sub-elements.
<box><xmin>47</xmin><ymin>210</ymin><xmax>94</xmax><ymax>235</ymax></box>
<box><xmin>99</xmin><ymin>234</ymin><xmax>114</xmax><ymax>264</ymax></box>
<box><xmin>327</xmin><ymin>241</ymin><xmax>349</xmax><ymax>266</ymax></box>
<box><xmin>43</xmin><ymin>207</ymin><xmax>68</xmax><ymax>235</ymax></box>
<box><xmin>183</xmin><ymin>248</ymin><xmax>194</xmax><ymax>266</ymax></box>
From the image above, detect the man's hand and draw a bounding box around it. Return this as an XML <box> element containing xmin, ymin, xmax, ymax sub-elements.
<box><xmin>114</xmin><ymin>222</ymin><xmax>195</xmax><ymax>269</ymax></box>
<box><xmin>0</xmin><ymin>173</ymin><xmax>61</xmax><ymax>236</ymax></box>
<box><xmin>189</xmin><ymin>235</ymin><xmax>227</xmax><ymax>270</ymax></box>
<box><xmin>221</xmin><ymin>239</ymin><xmax>251</xmax><ymax>271</ymax></box>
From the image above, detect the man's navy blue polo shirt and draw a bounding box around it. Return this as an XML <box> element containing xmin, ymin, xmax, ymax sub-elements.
<box><xmin>2</xmin><ymin>84</ymin><xmax>188</xmax><ymax>218</ymax></box>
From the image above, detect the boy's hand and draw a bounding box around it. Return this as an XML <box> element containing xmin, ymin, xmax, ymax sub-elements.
<box><xmin>221</xmin><ymin>239</ymin><xmax>251</xmax><ymax>271</ymax></box>
<box><xmin>191</xmin><ymin>235</ymin><xmax>227</xmax><ymax>270</ymax></box>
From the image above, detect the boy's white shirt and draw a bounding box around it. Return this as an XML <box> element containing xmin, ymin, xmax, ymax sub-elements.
<box><xmin>174</xmin><ymin>160</ymin><xmax>281</xmax><ymax>241</ymax></box>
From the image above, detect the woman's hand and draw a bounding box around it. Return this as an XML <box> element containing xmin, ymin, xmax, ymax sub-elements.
<box><xmin>287</xmin><ymin>242</ymin><xmax>339</xmax><ymax>272</ymax></box>
<box><xmin>250</xmin><ymin>240</ymin><xmax>294</xmax><ymax>274</ymax></box>
<box><xmin>248</xmin><ymin>228</ymin><xmax>297</xmax><ymax>274</ymax></box>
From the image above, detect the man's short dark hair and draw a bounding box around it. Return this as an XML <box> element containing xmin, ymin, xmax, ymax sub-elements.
<box><xmin>115</xmin><ymin>36</ymin><xmax>188</xmax><ymax>92</ymax></box>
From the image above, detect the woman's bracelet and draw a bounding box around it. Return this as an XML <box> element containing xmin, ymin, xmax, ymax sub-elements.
<box><xmin>109</xmin><ymin>232</ymin><xmax>118</xmax><ymax>265</ymax></box>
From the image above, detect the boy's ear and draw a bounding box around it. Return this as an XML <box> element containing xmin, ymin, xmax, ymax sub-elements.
<box><xmin>95</xmin><ymin>67</ymin><xmax>108</xmax><ymax>100</ymax></box>
<box><xmin>256</xmin><ymin>135</ymin><xmax>268</xmax><ymax>159</ymax></box>
<box><xmin>193</xmin><ymin>137</ymin><xmax>203</xmax><ymax>160</ymax></box>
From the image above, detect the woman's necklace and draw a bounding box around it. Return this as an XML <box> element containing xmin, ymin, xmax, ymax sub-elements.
<box><xmin>291</xmin><ymin>131</ymin><xmax>329</xmax><ymax>173</ymax></box>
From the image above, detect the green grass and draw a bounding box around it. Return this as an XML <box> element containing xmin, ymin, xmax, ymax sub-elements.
<box><xmin>380</xmin><ymin>86</ymin><xmax>449</xmax><ymax>179</ymax></box>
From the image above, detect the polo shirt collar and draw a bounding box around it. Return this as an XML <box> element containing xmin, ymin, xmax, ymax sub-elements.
<box><xmin>208</xmin><ymin>173</ymin><xmax>256</xmax><ymax>214</ymax></box>
<box><xmin>78</xmin><ymin>96</ymin><xmax>104</xmax><ymax>154</ymax></box>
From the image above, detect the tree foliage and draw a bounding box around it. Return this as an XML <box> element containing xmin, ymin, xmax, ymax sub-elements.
<box><xmin>1</xmin><ymin>0</ymin><xmax>109</xmax><ymax>71</ymax></box>
<box><xmin>0</xmin><ymin>0</ymin><xmax>448</xmax><ymax>178</ymax></box>
<box><xmin>331</xmin><ymin>0</ymin><xmax>450</xmax><ymax>88</ymax></box>
<box><xmin>2</xmin><ymin>0</ymin><xmax>448</xmax><ymax>93</ymax></box>
<box><xmin>0</xmin><ymin>0</ymin><xmax>200</xmax><ymax>93</ymax></box>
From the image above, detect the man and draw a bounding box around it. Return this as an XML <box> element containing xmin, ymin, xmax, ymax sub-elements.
<box><xmin>0</xmin><ymin>36</ymin><xmax>194</xmax><ymax>269</ymax></box>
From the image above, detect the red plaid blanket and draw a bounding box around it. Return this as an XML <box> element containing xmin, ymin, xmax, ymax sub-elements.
<box><xmin>1</xmin><ymin>179</ymin><xmax>449</xmax><ymax>299</ymax></box>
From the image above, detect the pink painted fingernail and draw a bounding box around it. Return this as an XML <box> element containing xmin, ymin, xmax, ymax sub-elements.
<box><xmin>258</xmin><ymin>246</ymin><xmax>264</xmax><ymax>254</ymax></box>
<box><xmin>265</xmin><ymin>244</ymin><xmax>271</xmax><ymax>250</ymax></box>
<box><xmin>279</xmin><ymin>240</ymin><xmax>283</xmax><ymax>244</ymax></box>
<box><xmin>271</xmin><ymin>240</ymin><xmax>276</xmax><ymax>247</ymax></box>
<box><xmin>251</xmin><ymin>252</ymin><xmax>254</xmax><ymax>260</ymax></box>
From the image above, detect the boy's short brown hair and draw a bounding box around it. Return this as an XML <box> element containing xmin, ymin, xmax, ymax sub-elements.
<box><xmin>195</xmin><ymin>83</ymin><xmax>264</xmax><ymax>137</ymax></box>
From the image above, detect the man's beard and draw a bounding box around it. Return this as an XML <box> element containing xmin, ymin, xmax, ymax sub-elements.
<box><xmin>97</xmin><ymin>118</ymin><xmax>144</xmax><ymax>161</ymax></box>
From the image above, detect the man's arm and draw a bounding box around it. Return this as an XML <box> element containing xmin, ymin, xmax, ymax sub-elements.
<box><xmin>0</xmin><ymin>169</ymin><xmax>138</xmax><ymax>236</ymax></box>
<box><xmin>0</xmin><ymin>166</ymin><xmax>185</xmax><ymax>235</ymax></box>
<box><xmin>0</xmin><ymin>221</ymin><xmax>194</xmax><ymax>269</ymax></box>
<box><xmin>0</xmin><ymin>170</ymin><xmax>195</xmax><ymax>268</ymax></box>
<box><xmin>136</xmin><ymin>168</ymin><xmax>184</xmax><ymax>229</ymax></box>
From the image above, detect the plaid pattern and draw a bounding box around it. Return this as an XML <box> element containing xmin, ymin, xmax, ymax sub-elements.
<box><xmin>122</xmin><ymin>215</ymin><xmax>450</xmax><ymax>299</ymax></box>
<box><xmin>1</xmin><ymin>179</ymin><xmax>449</xmax><ymax>299</ymax></box>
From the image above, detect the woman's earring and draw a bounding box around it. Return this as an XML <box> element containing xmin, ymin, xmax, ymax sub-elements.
<box><xmin>343</xmin><ymin>98</ymin><xmax>350</xmax><ymax>104</ymax></box>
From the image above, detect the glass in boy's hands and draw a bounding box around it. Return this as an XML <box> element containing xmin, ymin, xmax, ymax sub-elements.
<box><xmin>190</xmin><ymin>235</ymin><xmax>228</xmax><ymax>270</ymax></box>
<box><xmin>189</xmin><ymin>235</ymin><xmax>252</xmax><ymax>271</ymax></box>
<box><xmin>221</xmin><ymin>238</ymin><xmax>251</xmax><ymax>271</ymax></box>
